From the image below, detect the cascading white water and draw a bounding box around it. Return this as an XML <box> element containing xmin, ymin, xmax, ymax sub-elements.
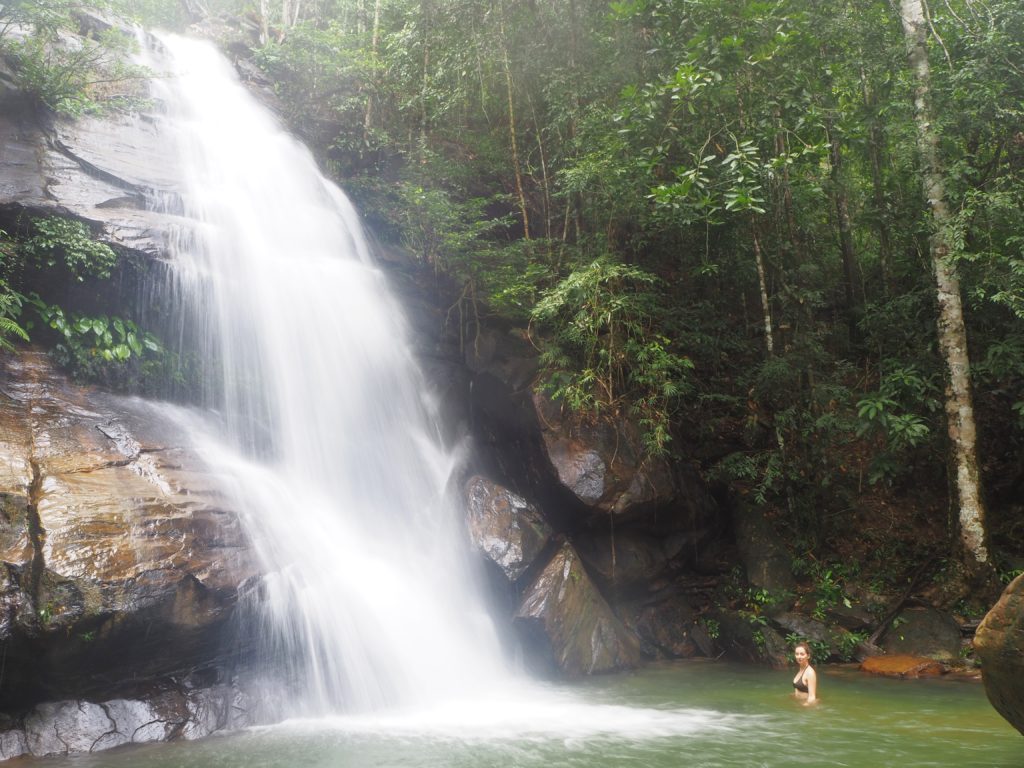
<box><xmin>147</xmin><ymin>34</ymin><xmax>506</xmax><ymax>714</ymax></box>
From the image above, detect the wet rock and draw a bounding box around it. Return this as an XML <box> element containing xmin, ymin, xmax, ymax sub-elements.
<box><xmin>514</xmin><ymin>542</ymin><xmax>643</xmax><ymax>676</ymax></box>
<box><xmin>0</xmin><ymin>352</ymin><xmax>258</xmax><ymax>709</ymax></box>
<box><xmin>879</xmin><ymin>606</ymin><xmax>962</xmax><ymax>661</ymax></box>
<box><xmin>860</xmin><ymin>654</ymin><xmax>947</xmax><ymax>678</ymax></box>
<box><xmin>0</xmin><ymin>683</ymin><xmax>255</xmax><ymax>759</ymax></box>
<box><xmin>465</xmin><ymin>476</ymin><xmax>552</xmax><ymax>582</ymax></box>
<box><xmin>825</xmin><ymin>602</ymin><xmax>875</xmax><ymax>632</ymax></box>
<box><xmin>626</xmin><ymin>593</ymin><xmax>702</xmax><ymax>658</ymax></box>
<box><xmin>0</xmin><ymin>31</ymin><xmax>181</xmax><ymax>258</ymax></box>
<box><xmin>731</xmin><ymin>499</ymin><xmax>795</xmax><ymax>607</ymax></box>
<box><xmin>532</xmin><ymin>392</ymin><xmax>675</xmax><ymax>515</ymax></box>
<box><xmin>975</xmin><ymin>572</ymin><xmax>1024</xmax><ymax>737</ymax></box>
<box><xmin>771</xmin><ymin>613</ymin><xmax>833</xmax><ymax>648</ymax></box>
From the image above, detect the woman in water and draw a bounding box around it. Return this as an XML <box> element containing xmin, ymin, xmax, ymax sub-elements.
<box><xmin>792</xmin><ymin>642</ymin><xmax>818</xmax><ymax>705</ymax></box>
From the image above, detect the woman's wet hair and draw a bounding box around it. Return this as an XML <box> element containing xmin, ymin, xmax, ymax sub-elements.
<box><xmin>793</xmin><ymin>641</ymin><xmax>812</xmax><ymax>658</ymax></box>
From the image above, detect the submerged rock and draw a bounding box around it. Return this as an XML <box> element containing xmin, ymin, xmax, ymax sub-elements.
<box><xmin>860</xmin><ymin>654</ymin><xmax>947</xmax><ymax>678</ymax></box>
<box><xmin>975</xmin><ymin>573</ymin><xmax>1024</xmax><ymax>737</ymax></box>
<box><xmin>514</xmin><ymin>542</ymin><xmax>643</xmax><ymax>676</ymax></box>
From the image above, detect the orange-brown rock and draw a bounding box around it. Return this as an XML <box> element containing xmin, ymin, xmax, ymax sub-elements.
<box><xmin>975</xmin><ymin>573</ymin><xmax>1024</xmax><ymax>737</ymax></box>
<box><xmin>860</xmin><ymin>654</ymin><xmax>948</xmax><ymax>678</ymax></box>
<box><xmin>0</xmin><ymin>352</ymin><xmax>258</xmax><ymax>709</ymax></box>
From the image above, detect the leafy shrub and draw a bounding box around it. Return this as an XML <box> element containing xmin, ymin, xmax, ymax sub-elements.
<box><xmin>26</xmin><ymin>295</ymin><xmax>163</xmax><ymax>386</ymax></box>
<box><xmin>22</xmin><ymin>217</ymin><xmax>118</xmax><ymax>282</ymax></box>
<box><xmin>532</xmin><ymin>256</ymin><xmax>693</xmax><ymax>455</ymax></box>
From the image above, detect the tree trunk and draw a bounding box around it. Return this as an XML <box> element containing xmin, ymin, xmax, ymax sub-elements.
<box><xmin>861</xmin><ymin>68</ymin><xmax>893</xmax><ymax>295</ymax></box>
<box><xmin>900</xmin><ymin>0</ymin><xmax>990</xmax><ymax>573</ymax></box>
<box><xmin>418</xmin><ymin>0</ymin><xmax>431</xmax><ymax>157</ymax></box>
<box><xmin>825</xmin><ymin>118</ymin><xmax>861</xmax><ymax>347</ymax></box>
<box><xmin>752</xmin><ymin>224</ymin><xmax>774</xmax><ymax>356</ymax></box>
<box><xmin>362</xmin><ymin>0</ymin><xmax>383</xmax><ymax>144</ymax></box>
<box><xmin>498</xmin><ymin>0</ymin><xmax>530</xmax><ymax>239</ymax></box>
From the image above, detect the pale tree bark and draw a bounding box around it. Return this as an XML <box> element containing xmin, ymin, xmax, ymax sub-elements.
<box><xmin>752</xmin><ymin>224</ymin><xmax>774</xmax><ymax>356</ymax></box>
<box><xmin>258</xmin><ymin>0</ymin><xmax>270</xmax><ymax>44</ymax></box>
<box><xmin>362</xmin><ymin>0</ymin><xmax>383</xmax><ymax>144</ymax></box>
<box><xmin>497</xmin><ymin>0</ymin><xmax>530</xmax><ymax>240</ymax></box>
<box><xmin>825</xmin><ymin>118</ymin><xmax>862</xmax><ymax>347</ymax></box>
<box><xmin>900</xmin><ymin>0</ymin><xmax>990</xmax><ymax>572</ymax></box>
<box><xmin>860</xmin><ymin>68</ymin><xmax>893</xmax><ymax>295</ymax></box>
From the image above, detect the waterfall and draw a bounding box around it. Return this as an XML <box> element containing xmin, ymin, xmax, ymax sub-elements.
<box><xmin>148</xmin><ymin>34</ymin><xmax>505</xmax><ymax>714</ymax></box>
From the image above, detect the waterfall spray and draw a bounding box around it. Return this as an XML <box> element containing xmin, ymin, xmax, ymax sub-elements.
<box><xmin>148</xmin><ymin>34</ymin><xmax>504</xmax><ymax>714</ymax></box>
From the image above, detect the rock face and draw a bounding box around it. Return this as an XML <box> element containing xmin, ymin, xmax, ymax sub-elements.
<box><xmin>465</xmin><ymin>476</ymin><xmax>552</xmax><ymax>582</ymax></box>
<box><xmin>0</xmin><ymin>56</ymin><xmax>181</xmax><ymax>259</ymax></box>
<box><xmin>975</xmin><ymin>573</ymin><xmax>1024</xmax><ymax>737</ymax></box>
<box><xmin>532</xmin><ymin>392</ymin><xmax>676</xmax><ymax>516</ymax></box>
<box><xmin>732</xmin><ymin>499</ymin><xmax>796</xmax><ymax>604</ymax></box>
<box><xmin>0</xmin><ymin>684</ymin><xmax>255</xmax><ymax>760</ymax></box>
<box><xmin>0</xmin><ymin>352</ymin><xmax>257</xmax><ymax>713</ymax></box>
<box><xmin>879</xmin><ymin>606</ymin><xmax>962</xmax><ymax>661</ymax></box>
<box><xmin>514</xmin><ymin>542</ymin><xmax>643</xmax><ymax>676</ymax></box>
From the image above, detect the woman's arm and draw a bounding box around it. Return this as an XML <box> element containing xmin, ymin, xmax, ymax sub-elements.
<box><xmin>804</xmin><ymin>669</ymin><xmax>818</xmax><ymax>705</ymax></box>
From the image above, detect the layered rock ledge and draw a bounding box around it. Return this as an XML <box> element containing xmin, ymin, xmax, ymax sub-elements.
<box><xmin>0</xmin><ymin>352</ymin><xmax>259</xmax><ymax>758</ymax></box>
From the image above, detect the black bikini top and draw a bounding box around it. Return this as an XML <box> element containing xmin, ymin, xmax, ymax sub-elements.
<box><xmin>793</xmin><ymin>667</ymin><xmax>809</xmax><ymax>693</ymax></box>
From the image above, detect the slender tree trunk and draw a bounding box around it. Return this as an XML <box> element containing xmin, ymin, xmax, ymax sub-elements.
<box><xmin>498</xmin><ymin>0</ymin><xmax>530</xmax><ymax>239</ymax></box>
<box><xmin>900</xmin><ymin>0</ymin><xmax>990</xmax><ymax>573</ymax></box>
<box><xmin>861</xmin><ymin>69</ymin><xmax>893</xmax><ymax>295</ymax></box>
<box><xmin>773</xmin><ymin>109</ymin><xmax>801</xmax><ymax>263</ymax></box>
<box><xmin>752</xmin><ymin>224</ymin><xmax>774</xmax><ymax>356</ymax></box>
<box><xmin>418</xmin><ymin>0</ymin><xmax>431</xmax><ymax>158</ymax></box>
<box><xmin>258</xmin><ymin>0</ymin><xmax>270</xmax><ymax>44</ymax></box>
<box><xmin>825</xmin><ymin>118</ymin><xmax>862</xmax><ymax>347</ymax></box>
<box><xmin>362</xmin><ymin>0</ymin><xmax>383</xmax><ymax>145</ymax></box>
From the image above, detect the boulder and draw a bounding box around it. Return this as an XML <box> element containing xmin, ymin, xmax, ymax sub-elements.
<box><xmin>975</xmin><ymin>572</ymin><xmax>1024</xmax><ymax>737</ymax></box>
<box><xmin>0</xmin><ymin>352</ymin><xmax>258</xmax><ymax>709</ymax></box>
<box><xmin>732</xmin><ymin>499</ymin><xmax>795</xmax><ymax>607</ymax></box>
<box><xmin>465</xmin><ymin>476</ymin><xmax>551</xmax><ymax>582</ymax></box>
<box><xmin>0</xmin><ymin>683</ymin><xmax>254</xmax><ymax>759</ymax></box>
<box><xmin>514</xmin><ymin>542</ymin><xmax>643</xmax><ymax>676</ymax></box>
<box><xmin>879</xmin><ymin>605</ymin><xmax>962</xmax><ymax>661</ymax></box>
<box><xmin>531</xmin><ymin>392</ymin><xmax>675</xmax><ymax>515</ymax></box>
<box><xmin>626</xmin><ymin>593</ymin><xmax>704</xmax><ymax>659</ymax></box>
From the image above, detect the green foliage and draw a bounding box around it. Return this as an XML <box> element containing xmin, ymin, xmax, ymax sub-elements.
<box><xmin>532</xmin><ymin>256</ymin><xmax>692</xmax><ymax>454</ymax></box>
<box><xmin>702</xmin><ymin>618</ymin><xmax>720</xmax><ymax>640</ymax></box>
<box><xmin>0</xmin><ymin>229</ymin><xmax>30</xmax><ymax>351</ymax></box>
<box><xmin>248</xmin><ymin>0</ymin><xmax>1024</xmax><ymax>574</ymax></box>
<box><xmin>0</xmin><ymin>286</ymin><xmax>29</xmax><ymax>352</ymax></box>
<box><xmin>837</xmin><ymin>631</ymin><xmax>867</xmax><ymax>663</ymax></box>
<box><xmin>1</xmin><ymin>1</ymin><xmax>149</xmax><ymax>116</ymax></box>
<box><xmin>22</xmin><ymin>217</ymin><xmax>118</xmax><ymax>282</ymax></box>
<box><xmin>793</xmin><ymin>558</ymin><xmax>855</xmax><ymax>621</ymax></box>
<box><xmin>26</xmin><ymin>295</ymin><xmax>164</xmax><ymax>385</ymax></box>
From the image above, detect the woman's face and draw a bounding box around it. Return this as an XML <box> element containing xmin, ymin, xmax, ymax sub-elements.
<box><xmin>794</xmin><ymin>646</ymin><xmax>810</xmax><ymax>664</ymax></box>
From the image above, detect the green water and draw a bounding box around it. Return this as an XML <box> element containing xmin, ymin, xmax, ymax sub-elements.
<box><xmin>23</xmin><ymin>662</ymin><xmax>1022</xmax><ymax>768</ymax></box>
